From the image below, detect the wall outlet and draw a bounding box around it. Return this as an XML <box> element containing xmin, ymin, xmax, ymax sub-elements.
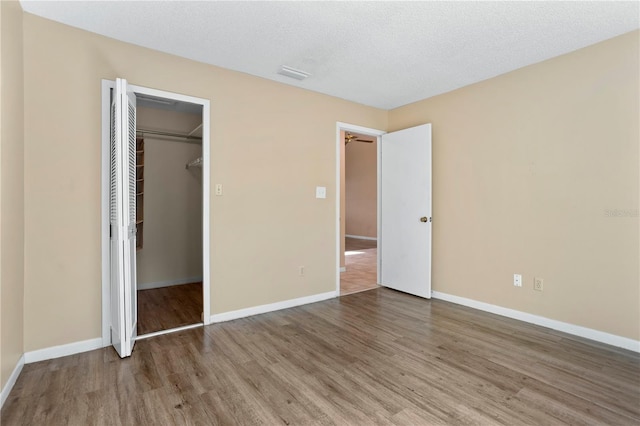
<box><xmin>299</xmin><ymin>266</ymin><xmax>305</xmax><ymax>277</ymax></box>
<box><xmin>534</xmin><ymin>277</ymin><xmax>543</xmax><ymax>291</ymax></box>
<box><xmin>513</xmin><ymin>274</ymin><xmax>522</xmax><ymax>287</ymax></box>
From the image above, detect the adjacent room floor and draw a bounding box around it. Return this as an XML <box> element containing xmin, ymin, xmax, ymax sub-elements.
<box><xmin>3</xmin><ymin>288</ymin><xmax>638</xmax><ymax>425</ymax></box>
<box><xmin>341</xmin><ymin>237</ymin><xmax>378</xmax><ymax>296</ymax></box>
<box><xmin>137</xmin><ymin>282</ymin><xmax>203</xmax><ymax>335</ymax></box>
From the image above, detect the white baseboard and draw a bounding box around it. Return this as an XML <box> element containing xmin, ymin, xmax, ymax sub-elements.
<box><xmin>210</xmin><ymin>291</ymin><xmax>337</xmax><ymax>323</ymax></box>
<box><xmin>137</xmin><ymin>276</ymin><xmax>203</xmax><ymax>291</ymax></box>
<box><xmin>431</xmin><ymin>291</ymin><xmax>640</xmax><ymax>353</ymax></box>
<box><xmin>24</xmin><ymin>337</ymin><xmax>104</xmax><ymax>364</ymax></box>
<box><xmin>345</xmin><ymin>234</ymin><xmax>377</xmax><ymax>241</ymax></box>
<box><xmin>340</xmin><ymin>266</ymin><xmax>346</xmax><ymax>273</ymax></box>
<box><xmin>19</xmin><ymin>290</ymin><xmax>335</xmax><ymax>367</ymax></box>
<box><xmin>0</xmin><ymin>354</ymin><xmax>25</xmax><ymax>409</ymax></box>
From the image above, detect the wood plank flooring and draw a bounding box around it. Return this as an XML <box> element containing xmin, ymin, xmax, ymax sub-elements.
<box><xmin>3</xmin><ymin>288</ymin><xmax>639</xmax><ymax>425</ymax></box>
<box><xmin>137</xmin><ymin>282</ymin><xmax>202</xmax><ymax>335</ymax></box>
<box><xmin>341</xmin><ymin>237</ymin><xmax>378</xmax><ymax>296</ymax></box>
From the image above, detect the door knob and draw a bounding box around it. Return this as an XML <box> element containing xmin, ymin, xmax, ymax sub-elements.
<box><xmin>420</xmin><ymin>217</ymin><xmax>428</xmax><ymax>222</ymax></box>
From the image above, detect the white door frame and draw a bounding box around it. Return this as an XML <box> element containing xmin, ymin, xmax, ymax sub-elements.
<box><xmin>101</xmin><ymin>80</ymin><xmax>212</xmax><ymax>346</ymax></box>
<box><xmin>335</xmin><ymin>122</ymin><xmax>386</xmax><ymax>295</ymax></box>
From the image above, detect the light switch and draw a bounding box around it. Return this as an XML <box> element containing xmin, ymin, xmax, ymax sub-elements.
<box><xmin>215</xmin><ymin>184</ymin><xmax>223</xmax><ymax>196</ymax></box>
<box><xmin>315</xmin><ymin>186</ymin><xmax>327</xmax><ymax>199</ymax></box>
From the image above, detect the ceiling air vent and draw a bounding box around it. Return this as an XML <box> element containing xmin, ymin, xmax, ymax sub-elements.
<box><xmin>278</xmin><ymin>65</ymin><xmax>311</xmax><ymax>81</ymax></box>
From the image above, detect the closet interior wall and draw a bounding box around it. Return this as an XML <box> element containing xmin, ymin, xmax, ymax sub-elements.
<box><xmin>135</xmin><ymin>106</ymin><xmax>203</xmax><ymax>290</ymax></box>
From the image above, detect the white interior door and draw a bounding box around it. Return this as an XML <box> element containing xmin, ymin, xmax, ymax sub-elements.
<box><xmin>109</xmin><ymin>78</ymin><xmax>137</xmax><ymax>357</ymax></box>
<box><xmin>380</xmin><ymin>124</ymin><xmax>432</xmax><ymax>298</ymax></box>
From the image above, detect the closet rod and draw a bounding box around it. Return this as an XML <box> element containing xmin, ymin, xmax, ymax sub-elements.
<box><xmin>136</xmin><ymin>128</ymin><xmax>202</xmax><ymax>141</ymax></box>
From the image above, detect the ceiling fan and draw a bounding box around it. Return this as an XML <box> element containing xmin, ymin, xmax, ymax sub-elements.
<box><xmin>345</xmin><ymin>132</ymin><xmax>374</xmax><ymax>145</ymax></box>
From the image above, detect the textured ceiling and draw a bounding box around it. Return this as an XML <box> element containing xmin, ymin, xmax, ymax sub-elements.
<box><xmin>20</xmin><ymin>1</ymin><xmax>640</xmax><ymax>110</ymax></box>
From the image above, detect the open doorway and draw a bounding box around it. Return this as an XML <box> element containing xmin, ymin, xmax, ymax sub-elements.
<box><xmin>336</xmin><ymin>123</ymin><xmax>385</xmax><ymax>296</ymax></box>
<box><xmin>135</xmin><ymin>97</ymin><xmax>203</xmax><ymax>335</ymax></box>
<box><xmin>342</xmin><ymin>131</ymin><xmax>378</xmax><ymax>295</ymax></box>
<box><xmin>336</xmin><ymin>122</ymin><xmax>433</xmax><ymax>301</ymax></box>
<box><xmin>101</xmin><ymin>80</ymin><xmax>211</xmax><ymax>351</ymax></box>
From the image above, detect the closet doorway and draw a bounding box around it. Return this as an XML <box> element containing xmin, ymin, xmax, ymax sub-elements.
<box><xmin>135</xmin><ymin>99</ymin><xmax>204</xmax><ymax>336</ymax></box>
<box><xmin>101</xmin><ymin>81</ymin><xmax>211</xmax><ymax>350</ymax></box>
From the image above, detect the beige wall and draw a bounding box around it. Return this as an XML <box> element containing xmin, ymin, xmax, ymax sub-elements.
<box><xmin>1</xmin><ymin>0</ymin><xmax>25</xmax><ymax>389</ymax></box>
<box><xmin>16</xmin><ymin>12</ymin><xmax>638</xmax><ymax>354</ymax></box>
<box><xmin>389</xmin><ymin>31</ymin><xmax>640</xmax><ymax>340</ymax></box>
<box><xmin>22</xmin><ymin>14</ymin><xmax>387</xmax><ymax>351</ymax></box>
<box><xmin>345</xmin><ymin>138</ymin><xmax>377</xmax><ymax>238</ymax></box>
<box><xmin>136</xmin><ymin>107</ymin><xmax>203</xmax><ymax>286</ymax></box>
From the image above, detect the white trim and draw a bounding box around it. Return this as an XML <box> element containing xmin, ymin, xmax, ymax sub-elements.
<box><xmin>432</xmin><ymin>291</ymin><xmax>640</xmax><ymax>353</ymax></box>
<box><xmin>137</xmin><ymin>276</ymin><xmax>203</xmax><ymax>291</ymax></box>
<box><xmin>136</xmin><ymin>323</ymin><xmax>203</xmax><ymax>341</ymax></box>
<box><xmin>201</xmin><ymin>100</ymin><xmax>211</xmax><ymax>325</ymax></box>
<box><xmin>337</xmin><ymin>122</ymin><xmax>386</xmax><ymax>137</ymax></box>
<box><xmin>376</xmin><ymin>127</ymin><xmax>382</xmax><ymax>283</ymax></box>
<box><xmin>101</xmin><ymin>79</ymin><xmax>213</xmax><ymax>348</ymax></box>
<box><xmin>101</xmin><ymin>80</ymin><xmax>114</xmax><ymax>347</ymax></box>
<box><xmin>336</xmin><ymin>122</ymin><xmax>385</xmax><ymax>296</ymax></box>
<box><xmin>345</xmin><ymin>234</ymin><xmax>378</xmax><ymax>241</ymax></box>
<box><xmin>24</xmin><ymin>338</ymin><xmax>104</xmax><ymax>364</ymax></box>
<box><xmin>0</xmin><ymin>355</ymin><xmax>24</xmax><ymax>409</ymax></box>
<box><xmin>210</xmin><ymin>291</ymin><xmax>336</xmax><ymax>323</ymax></box>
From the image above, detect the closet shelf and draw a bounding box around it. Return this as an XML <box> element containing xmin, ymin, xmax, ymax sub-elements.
<box><xmin>136</xmin><ymin>137</ymin><xmax>145</xmax><ymax>250</ymax></box>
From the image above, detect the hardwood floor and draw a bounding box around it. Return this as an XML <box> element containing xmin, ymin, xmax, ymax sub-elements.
<box><xmin>3</xmin><ymin>288</ymin><xmax>639</xmax><ymax>425</ymax></box>
<box><xmin>137</xmin><ymin>282</ymin><xmax>202</xmax><ymax>335</ymax></box>
<box><xmin>341</xmin><ymin>237</ymin><xmax>378</xmax><ymax>296</ymax></box>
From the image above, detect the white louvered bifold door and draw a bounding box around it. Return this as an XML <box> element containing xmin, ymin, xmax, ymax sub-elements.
<box><xmin>123</xmin><ymin>81</ymin><xmax>138</xmax><ymax>356</ymax></box>
<box><xmin>110</xmin><ymin>78</ymin><xmax>138</xmax><ymax>358</ymax></box>
<box><xmin>109</xmin><ymin>80</ymin><xmax>127</xmax><ymax>358</ymax></box>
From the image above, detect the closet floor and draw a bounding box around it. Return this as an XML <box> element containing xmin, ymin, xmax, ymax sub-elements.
<box><xmin>137</xmin><ymin>282</ymin><xmax>202</xmax><ymax>335</ymax></box>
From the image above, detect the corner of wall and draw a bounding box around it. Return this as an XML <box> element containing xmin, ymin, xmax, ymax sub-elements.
<box><xmin>0</xmin><ymin>0</ymin><xmax>25</xmax><ymax>400</ymax></box>
<box><xmin>387</xmin><ymin>31</ymin><xmax>640</xmax><ymax>341</ymax></box>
